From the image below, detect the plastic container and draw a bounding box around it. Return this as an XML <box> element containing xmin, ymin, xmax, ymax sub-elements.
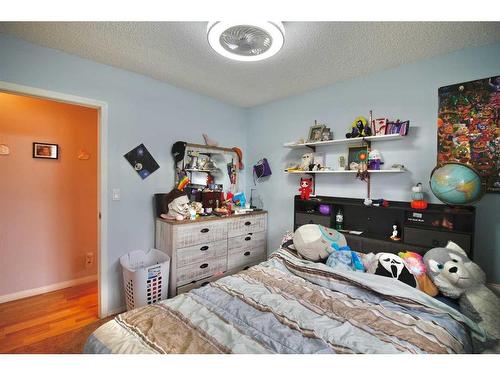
<box><xmin>120</xmin><ymin>249</ymin><xmax>170</xmax><ymax>311</ymax></box>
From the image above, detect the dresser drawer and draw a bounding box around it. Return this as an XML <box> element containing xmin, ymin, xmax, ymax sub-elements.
<box><xmin>176</xmin><ymin>256</ymin><xmax>227</xmax><ymax>286</ymax></box>
<box><xmin>177</xmin><ymin>240</ymin><xmax>227</xmax><ymax>268</ymax></box>
<box><xmin>403</xmin><ymin>226</ymin><xmax>471</xmax><ymax>253</ymax></box>
<box><xmin>174</xmin><ymin>221</ymin><xmax>227</xmax><ymax>248</ymax></box>
<box><xmin>176</xmin><ymin>272</ymin><xmax>226</xmax><ymax>295</ymax></box>
<box><xmin>228</xmin><ymin>231</ymin><xmax>266</xmax><ymax>253</ymax></box>
<box><xmin>227</xmin><ymin>247</ymin><xmax>266</xmax><ymax>270</ymax></box>
<box><xmin>228</xmin><ymin>214</ymin><xmax>267</xmax><ymax>238</ymax></box>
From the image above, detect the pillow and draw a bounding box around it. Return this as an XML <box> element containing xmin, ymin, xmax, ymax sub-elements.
<box><xmin>292</xmin><ymin>224</ymin><xmax>347</xmax><ymax>262</ymax></box>
<box><xmin>366</xmin><ymin>252</ymin><xmax>418</xmax><ymax>288</ymax></box>
<box><xmin>398</xmin><ymin>251</ymin><xmax>438</xmax><ymax>297</ymax></box>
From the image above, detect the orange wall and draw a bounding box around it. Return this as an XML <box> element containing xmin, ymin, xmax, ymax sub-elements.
<box><xmin>0</xmin><ymin>92</ymin><xmax>98</xmax><ymax>296</ymax></box>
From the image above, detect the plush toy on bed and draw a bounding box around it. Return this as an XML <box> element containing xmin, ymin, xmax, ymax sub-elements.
<box><xmin>292</xmin><ymin>224</ymin><xmax>364</xmax><ymax>271</ymax></box>
<box><xmin>423</xmin><ymin>241</ymin><xmax>500</xmax><ymax>343</ymax></box>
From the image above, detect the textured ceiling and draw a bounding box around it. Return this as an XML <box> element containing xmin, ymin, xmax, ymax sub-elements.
<box><xmin>1</xmin><ymin>22</ymin><xmax>499</xmax><ymax>107</ymax></box>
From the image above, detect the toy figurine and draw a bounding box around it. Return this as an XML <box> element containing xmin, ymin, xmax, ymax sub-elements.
<box><xmin>346</xmin><ymin>116</ymin><xmax>372</xmax><ymax>138</ymax></box>
<box><xmin>390</xmin><ymin>224</ymin><xmax>400</xmax><ymax>241</ymax></box>
<box><xmin>299</xmin><ymin>178</ymin><xmax>313</xmax><ymax>200</ymax></box>
<box><xmin>299</xmin><ymin>153</ymin><xmax>314</xmax><ymax>171</ymax></box>
<box><xmin>368</xmin><ymin>149</ymin><xmax>383</xmax><ymax>170</ymax></box>
<box><xmin>411</xmin><ymin>182</ymin><xmax>428</xmax><ymax>210</ymax></box>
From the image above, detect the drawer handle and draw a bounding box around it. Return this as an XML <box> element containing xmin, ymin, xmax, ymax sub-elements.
<box><xmin>200</xmin><ymin>263</ymin><xmax>208</xmax><ymax>269</ymax></box>
<box><xmin>244</xmin><ymin>221</ymin><xmax>251</xmax><ymax>226</ymax></box>
<box><xmin>200</xmin><ymin>246</ymin><xmax>209</xmax><ymax>251</ymax></box>
<box><xmin>244</xmin><ymin>251</ymin><xmax>251</xmax><ymax>256</ymax></box>
<box><xmin>200</xmin><ymin>281</ymin><xmax>209</xmax><ymax>287</ymax></box>
<box><xmin>200</xmin><ymin>228</ymin><xmax>210</xmax><ymax>233</ymax></box>
<box><xmin>244</xmin><ymin>236</ymin><xmax>252</xmax><ymax>241</ymax></box>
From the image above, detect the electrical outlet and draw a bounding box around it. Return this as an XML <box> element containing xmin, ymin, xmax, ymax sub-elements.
<box><xmin>85</xmin><ymin>252</ymin><xmax>94</xmax><ymax>267</ymax></box>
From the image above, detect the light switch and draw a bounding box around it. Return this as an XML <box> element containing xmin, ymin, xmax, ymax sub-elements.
<box><xmin>112</xmin><ymin>188</ymin><xmax>121</xmax><ymax>201</ymax></box>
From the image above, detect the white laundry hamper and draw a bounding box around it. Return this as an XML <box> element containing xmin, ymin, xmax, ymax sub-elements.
<box><xmin>120</xmin><ymin>249</ymin><xmax>170</xmax><ymax>310</ymax></box>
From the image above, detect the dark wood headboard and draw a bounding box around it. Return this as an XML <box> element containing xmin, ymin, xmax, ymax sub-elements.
<box><xmin>294</xmin><ymin>195</ymin><xmax>475</xmax><ymax>257</ymax></box>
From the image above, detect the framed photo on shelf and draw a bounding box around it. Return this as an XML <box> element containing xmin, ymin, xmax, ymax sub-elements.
<box><xmin>372</xmin><ymin>118</ymin><xmax>388</xmax><ymax>136</ymax></box>
<box><xmin>33</xmin><ymin>142</ymin><xmax>59</xmax><ymax>159</ymax></box>
<box><xmin>347</xmin><ymin>145</ymin><xmax>368</xmax><ymax>170</ymax></box>
<box><xmin>321</xmin><ymin>127</ymin><xmax>333</xmax><ymax>141</ymax></box>
<box><xmin>307</xmin><ymin>123</ymin><xmax>326</xmax><ymax>143</ymax></box>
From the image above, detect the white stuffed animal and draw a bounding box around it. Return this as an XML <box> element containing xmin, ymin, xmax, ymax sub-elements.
<box><xmin>423</xmin><ymin>241</ymin><xmax>500</xmax><ymax>347</ymax></box>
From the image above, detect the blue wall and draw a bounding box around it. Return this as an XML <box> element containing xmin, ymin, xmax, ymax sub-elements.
<box><xmin>0</xmin><ymin>33</ymin><xmax>247</xmax><ymax>312</ymax></box>
<box><xmin>245</xmin><ymin>42</ymin><xmax>500</xmax><ymax>283</ymax></box>
<box><xmin>1</xmin><ymin>32</ymin><xmax>499</xmax><ymax>308</ymax></box>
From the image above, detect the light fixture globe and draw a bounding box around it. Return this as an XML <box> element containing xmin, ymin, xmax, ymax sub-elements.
<box><xmin>207</xmin><ymin>21</ymin><xmax>284</xmax><ymax>61</ymax></box>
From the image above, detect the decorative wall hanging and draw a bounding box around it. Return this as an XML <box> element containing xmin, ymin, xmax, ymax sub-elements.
<box><xmin>124</xmin><ymin>143</ymin><xmax>160</xmax><ymax>180</ymax></box>
<box><xmin>78</xmin><ymin>149</ymin><xmax>91</xmax><ymax>160</ymax></box>
<box><xmin>438</xmin><ymin>76</ymin><xmax>499</xmax><ymax>193</ymax></box>
<box><xmin>33</xmin><ymin>142</ymin><xmax>58</xmax><ymax>159</ymax></box>
<box><xmin>0</xmin><ymin>144</ymin><xmax>10</xmax><ymax>155</ymax></box>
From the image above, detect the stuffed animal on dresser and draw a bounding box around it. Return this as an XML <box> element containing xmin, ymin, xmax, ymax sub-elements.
<box><xmin>423</xmin><ymin>241</ymin><xmax>500</xmax><ymax>347</ymax></box>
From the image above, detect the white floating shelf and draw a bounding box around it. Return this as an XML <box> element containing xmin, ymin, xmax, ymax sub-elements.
<box><xmin>185</xmin><ymin>168</ymin><xmax>220</xmax><ymax>173</ymax></box>
<box><xmin>283</xmin><ymin>134</ymin><xmax>405</xmax><ymax>149</ymax></box>
<box><xmin>284</xmin><ymin>169</ymin><xmax>406</xmax><ymax>174</ymax></box>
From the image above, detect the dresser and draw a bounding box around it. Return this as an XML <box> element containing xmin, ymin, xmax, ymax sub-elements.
<box><xmin>155</xmin><ymin>211</ymin><xmax>267</xmax><ymax>297</ymax></box>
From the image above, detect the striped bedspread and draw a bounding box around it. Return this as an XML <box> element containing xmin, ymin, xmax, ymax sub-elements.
<box><xmin>84</xmin><ymin>249</ymin><xmax>492</xmax><ymax>354</ymax></box>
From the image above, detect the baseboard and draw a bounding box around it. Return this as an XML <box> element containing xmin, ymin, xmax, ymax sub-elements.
<box><xmin>105</xmin><ymin>305</ymin><xmax>126</xmax><ymax>317</ymax></box>
<box><xmin>0</xmin><ymin>274</ymin><xmax>98</xmax><ymax>304</ymax></box>
<box><xmin>487</xmin><ymin>283</ymin><xmax>500</xmax><ymax>297</ymax></box>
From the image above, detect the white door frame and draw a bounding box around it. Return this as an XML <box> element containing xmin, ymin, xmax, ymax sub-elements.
<box><xmin>0</xmin><ymin>80</ymin><xmax>110</xmax><ymax>318</ymax></box>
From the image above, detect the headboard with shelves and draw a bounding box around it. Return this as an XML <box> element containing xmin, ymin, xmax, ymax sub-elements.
<box><xmin>293</xmin><ymin>195</ymin><xmax>476</xmax><ymax>257</ymax></box>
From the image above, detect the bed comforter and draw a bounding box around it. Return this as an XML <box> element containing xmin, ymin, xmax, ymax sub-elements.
<box><xmin>84</xmin><ymin>249</ymin><xmax>493</xmax><ymax>354</ymax></box>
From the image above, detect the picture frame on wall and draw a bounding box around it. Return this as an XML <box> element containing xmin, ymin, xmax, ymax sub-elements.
<box><xmin>33</xmin><ymin>142</ymin><xmax>59</xmax><ymax>159</ymax></box>
<box><xmin>307</xmin><ymin>123</ymin><xmax>326</xmax><ymax>143</ymax></box>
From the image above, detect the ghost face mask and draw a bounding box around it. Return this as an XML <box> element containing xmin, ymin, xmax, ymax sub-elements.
<box><xmin>168</xmin><ymin>195</ymin><xmax>190</xmax><ymax>219</ymax></box>
<box><xmin>379</xmin><ymin>253</ymin><xmax>404</xmax><ymax>278</ymax></box>
<box><xmin>372</xmin><ymin>252</ymin><xmax>417</xmax><ymax>288</ymax></box>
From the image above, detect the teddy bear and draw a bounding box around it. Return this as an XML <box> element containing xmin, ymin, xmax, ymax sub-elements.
<box><xmin>423</xmin><ymin>241</ymin><xmax>500</xmax><ymax>348</ymax></box>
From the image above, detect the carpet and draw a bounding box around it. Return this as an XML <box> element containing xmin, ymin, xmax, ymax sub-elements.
<box><xmin>7</xmin><ymin>316</ymin><xmax>116</xmax><ymax>354</ymax></box>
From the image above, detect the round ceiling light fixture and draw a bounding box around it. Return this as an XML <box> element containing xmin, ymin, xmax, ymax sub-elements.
<box><xmin>207</xmin><ymin>21</ymin><xmax>285</xmax><ymax>62</ymax></box>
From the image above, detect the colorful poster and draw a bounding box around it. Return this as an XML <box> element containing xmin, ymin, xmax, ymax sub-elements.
<box><xmin>437</xmin><ymin>76</ymin><xmax>500</xmax><ymax>193</ymax></box>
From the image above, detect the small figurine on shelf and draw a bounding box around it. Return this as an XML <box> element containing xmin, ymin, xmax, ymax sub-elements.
<box><xmin>346</xmin><ymin>116</ymin><xmax>372</xmax><ymax>138</ymax></box>
<box><xmin>368</xmin><ymin>149</ymin><xmax>383</xmax><ymax>170</ymax></box>
<box><xmin>300</xmin><ymin>153</ymin><xmax>314</xmax><ymax>171</ymax></box>
<box><xmin>390</xmin><ymin>224</ymin><xmax>401</xmax><ymax>241</ymax></box>
<box><xmin>338</xmin><ymin>155</ymin><xmax>347</xmax><ymax>171</ymax></box>
<box><xmin>335</xmin><ymin>208</ymin><xmax>344</xmax><ymax>230</ymax></box>
<box><xmin>411</xmin><ymin>182</ymin><xmax>428</xmax><ymax>210</ymax></box>
<box><xmin>299</xmin><ymin>177</ymin><xmax>313</xmax><ymax>200</ymax></box>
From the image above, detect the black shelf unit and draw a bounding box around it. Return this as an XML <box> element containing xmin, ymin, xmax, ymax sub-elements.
<box><xmin>293</xmin><ymin>195</ymin><xmax>476</xmax><ymax>257</ymax></box>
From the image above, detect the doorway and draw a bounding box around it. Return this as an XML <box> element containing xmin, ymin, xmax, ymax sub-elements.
<box><xmin>0</xmin><ymin>83</ymin><xmax>108</xmax><ymax>352</ymax></box>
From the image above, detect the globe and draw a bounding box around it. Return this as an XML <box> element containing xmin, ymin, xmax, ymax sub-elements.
<box><xmin>430</xmin><ymin>163</ymin><xmax>484</xmax><ymax>205</ymax></box>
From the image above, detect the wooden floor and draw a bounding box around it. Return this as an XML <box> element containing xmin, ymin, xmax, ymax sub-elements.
<box><xmin>0</xmin><ymin>281</ymin><xmax>99</xmax><ymax>353</ymax></box>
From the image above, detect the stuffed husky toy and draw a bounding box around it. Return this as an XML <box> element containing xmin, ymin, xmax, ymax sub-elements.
<box><xmin>423</xmin><ymin>241</ymin><xmax>500</xmax><ymax>345</ymax></box>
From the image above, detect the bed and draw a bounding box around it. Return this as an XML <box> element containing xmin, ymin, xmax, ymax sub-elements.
<box><xmin>84</xmin><ymin>248</ymin><xmax>493</xmax><ymax>354</ymax></box>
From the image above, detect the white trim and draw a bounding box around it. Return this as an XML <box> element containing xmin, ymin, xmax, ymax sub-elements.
<box><xmin>107</xmin><ymin>305</ymin><xmax>127</xmax><ymax>316</ymax></box>
<box><xmin>0</xmin><ymin>275</ymin><xmax>97</xmax><ymax>304</ymax></box>
<box><xmin>0</xmin><ymin>80</ymin><xmax>109</xmax><ymax>318</ymax></box>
